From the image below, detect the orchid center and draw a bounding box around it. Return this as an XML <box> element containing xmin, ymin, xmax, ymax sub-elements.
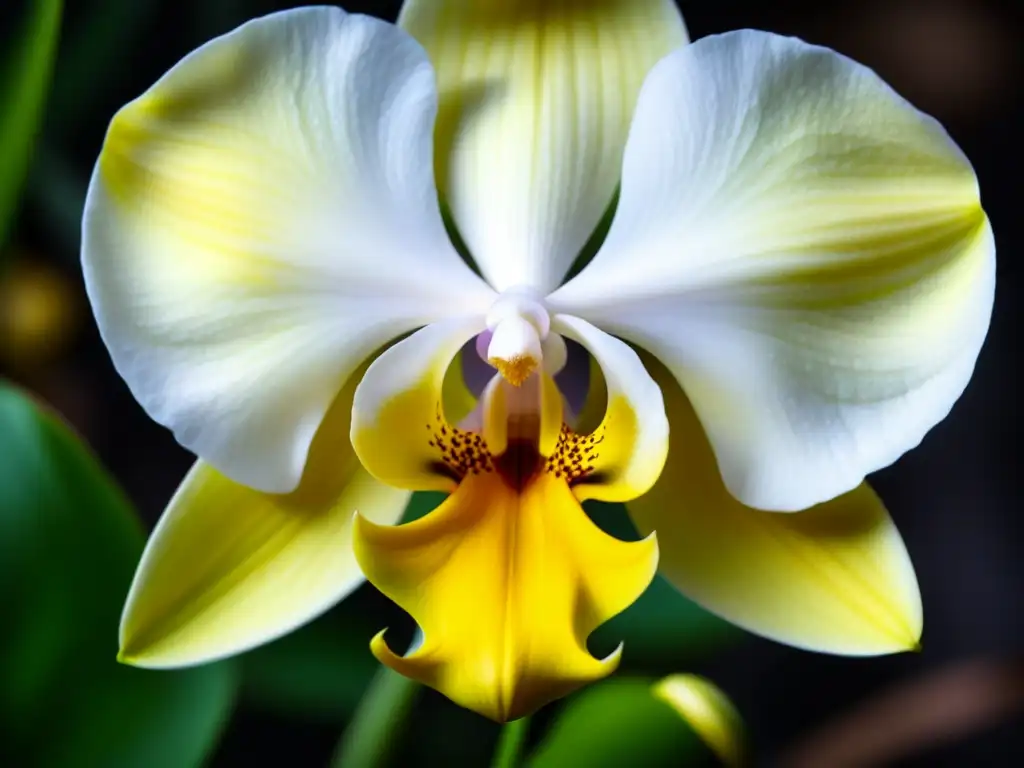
<box><xmin>481</xmin><ymin>289</ymin><xmax>566</xmax><ymax>387</ymax></box>
<box><xmin>351</xmin><ymin>321</ymin><xmax>659</xmax><ymax>722</ymax></box>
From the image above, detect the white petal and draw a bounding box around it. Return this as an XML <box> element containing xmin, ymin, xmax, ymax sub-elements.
<box><xmin>400</xmin><ymin>0</ymin><xmax>687</xmax><ymax>292</ymax></box>
<box><xmin>550</xmin><ymin>31</ymin><xmax>995</xmax><ymax>511</ymax></box>
<box><xmin>83</xmin><ymin>8</ymin><xmax>494</xmax><ymax>493</ymax></box>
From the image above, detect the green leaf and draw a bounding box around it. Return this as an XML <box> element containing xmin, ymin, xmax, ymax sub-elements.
<box><xmin>0</xmin><ymin>383</ymin><xmax>238</xmax><ymax>768</ymax></box>
<box><xmin>585</xmin><ymin>501</ymin><xmax>738</xmax><ymax>662</ymax></box>
<box><xmin>528</xmin><ymin>678</ymin><xmax>719</xmax><ymax>768</ymax></box>
<box><xmin>0</xmin><ymin>0</ymin><xmax>62</xmax><ymax>250</ymax></box>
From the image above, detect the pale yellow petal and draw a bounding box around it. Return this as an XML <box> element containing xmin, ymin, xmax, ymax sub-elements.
<box><xmin>120</xmin><ymin>380</ymin><xmax>409</xmax><ymax>667</ymax></box>
<box><xmin>627</xmin><ymin>355</ymin><xmax>922</xmax><ymax>655</ymax></box>
<box><xmin>401</xmin><ymin>0</ymin><xmax>687</xmax><ymax>292</ymax></box>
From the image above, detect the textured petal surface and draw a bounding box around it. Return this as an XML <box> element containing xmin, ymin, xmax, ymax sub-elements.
<box><xmin>552</xmin><ymin>315</ymin><xmax>668</xmax><ymax>502</ymax></box>
<box><xmin>83</xmin><ymin>8</ymin><xmax>493</xmax><ymax>493</ymax></box>
<box><xmin>628</xmin><ymin>356</ymin><xmax>922</xmax><ymax>655</ymax></box>
<box><xmin>119</xmin><ymin>376</ymin><xmax>409</xmax><ymax>667</ymax></box>
<box><xmin>400</xmin><ymin>0</ymin><xmax>687</xmax><ymax>292</ymax></box>
<box><xmin>550</xmin><ymin>30</ymin><xmax>995</xmax><ymax>511</ymax></box>
<box><xmin>354</xmin><ymin>470</ymin><xmax>657</xmax><ymax>722</ymax></box>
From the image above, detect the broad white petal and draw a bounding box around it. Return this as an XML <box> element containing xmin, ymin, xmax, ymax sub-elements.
<box><xmin>551</xmin><ymin>31</ymin><xmax>995</xmax><ymax>511</ymax></box>
<box><xmin>83</xmin><ymin>8</ymin><xmax>493</xmax><ymax>493</ymax></box>
<box><xmin>400</xmin><ymin>0</ymin><xmax>687</xmax><ymax>292</ymax></box>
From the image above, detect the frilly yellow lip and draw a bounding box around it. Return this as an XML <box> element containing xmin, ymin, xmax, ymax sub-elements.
<box><xmin>353</xmin><ymin>468</ymin><xmax>657</xmax><ymax>722</ymax></box>
<box><xmin>347</xmin><ymin>316</ymin><xmax>672</xmax><ymax>720</ymax></box>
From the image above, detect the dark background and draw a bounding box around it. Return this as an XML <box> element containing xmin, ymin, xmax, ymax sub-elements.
<box><xmin>1</xmin><ymin>0</ymin><xmax>1021</xmax><ymax>765</ymax></box>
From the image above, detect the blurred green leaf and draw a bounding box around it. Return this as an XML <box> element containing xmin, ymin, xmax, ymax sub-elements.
<box><xmin>528</xmin><ymin>679</ymin><xmax>720</xmax><ymax>768</ymax></box>
<box><xmin>585</xmin><ymin>501</ymin><xmax>738</xmax><ymax>661</ymax></box>
<box><xmin>0</xmin><ymin>0</ymin><xmax>62</xmax><ymax>251</ymax></box>
<box><xmin>528</xmin><ymin>678</ymin><xmax>718</xmax><ymax>768</ymax></box>
<box><xmin>653</xmin><ymin>675</ymin><xmax>746</xmax><ymax>767</ymax></box>
<box><xmin>0</xmin><ymin>383</ymin><xmax>238</xmax><ymax>767</ymax></box>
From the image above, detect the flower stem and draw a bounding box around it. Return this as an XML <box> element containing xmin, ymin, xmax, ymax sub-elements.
<box><xmin>491</xmin><ymin>716</ymin><xmax>531</xmax><ymax>768</ymax></box>
<box><xmin>331</xmin><ymin>665</ymin><xmax>420</xmax><ymax>768</ymax></box>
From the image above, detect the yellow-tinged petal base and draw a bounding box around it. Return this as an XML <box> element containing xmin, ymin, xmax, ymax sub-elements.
<box><xmin>353</xmin><ymin>465</ymin><xmax>658</xmax><ymax>722</ymax></box>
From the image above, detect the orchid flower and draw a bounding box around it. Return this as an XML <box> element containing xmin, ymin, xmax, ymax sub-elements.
<box><xmin>82</xmin><ymin>2</ymin><xmax>994</xmax><ymax>723</ymax></box>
